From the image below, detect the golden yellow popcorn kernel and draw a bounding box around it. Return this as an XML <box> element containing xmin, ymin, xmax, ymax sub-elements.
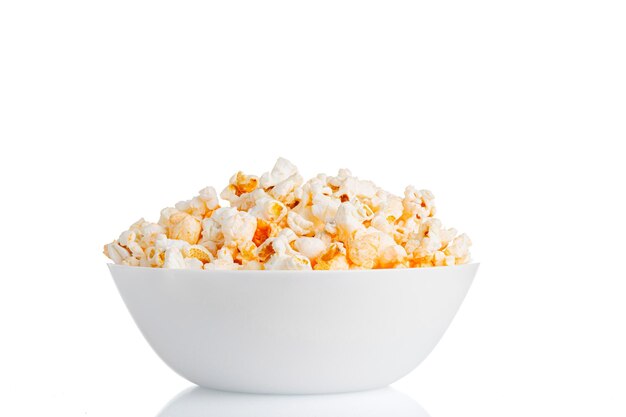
<box><xmin>402</xmin><ymin>187</ymin><xmax>436</xmax><ymax>220</ymax></box>
<box><xmin>252</xmin><ymin>218</ymin><xmax>275</xmax><ymax>247</ymax></box>
<box><xmin>232</xmin><ymin>171</ymin><xmax>259</xmax><ymax>196</ymax></box>
<box><xmin>379</xmin><ymin>244</ymin><xmax>408</xmax><ymax>269</ymax></box>
<box><xmin>185</xmin><ymin>245</ymin><xmax>213</xmax><ymax>264</ymax></box>
<box><xmin>169</xmin><ymin>212</ymin><xmax>202</xmax><ymax>244</ymax></box>
<box><xmin>249</xmin><ymin>197</ymin><xmax>288</xmax><ymax>223</ymax></box>
<box><xmin>257</xmin><ymin>238</ymin><xmax>276</xmax><ymax>262</ymax></box>
<box><xmin>237</xmin><ymin>241</ymin><xmax>258</xmax><ymax>262</ymax></box>
<box><xmin>347</xmin><ymin>232</ymin><xmax>379</xmax><ymax>269</ymax></box>
<box><xmin>314</xmin><ymin>242</ymin><xmax>350</xmax><ymax>270</ymax></box>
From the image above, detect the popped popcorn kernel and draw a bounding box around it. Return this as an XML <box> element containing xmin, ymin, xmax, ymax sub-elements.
<box><xmin>402</xmin><ymin>186</ymin><xmax>436</xmax><ymax>221</ymax></box>
<box><xmin>176</xmin><ymin>187</ymin><xmax>220</xmax><ymax>218</ymax></box>
<box><xmin>252</xmin><ymin>218</ymin><xmax>276</xmax><ymax>247</ymax></box>
<box><xmin>185</xmin><ymin>245</ymin><xmax>214</xmax><ymax>264</ymax></box>
<box><xmin>161</xmin><ymin>209</ymin><xmax>202</xmax><ymax>244</ymax></box>
<box><xmin>204</xmin><ymin>247</ymin><xmax>239</xmax><ymax>270</ymax></box>
<box><xmin>314</xmin><ymin>242</ymin><xmax>350</xmax><ymax>270</ymax></box>
<box><xmin>104</xmin><ymin>158</ymin><xmax>471</xmax><ymax>270</ymax></box>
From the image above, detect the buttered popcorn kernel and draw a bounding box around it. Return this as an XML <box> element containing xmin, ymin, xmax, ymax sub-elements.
<box><xmin>104</xmin><ymin>158</ymin><xmax>471</xmax><ymax>270</ymax></box>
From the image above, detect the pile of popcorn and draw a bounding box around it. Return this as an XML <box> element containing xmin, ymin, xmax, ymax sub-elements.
<box><xmin>104</xmin><ymin>158</ymin><xmax>471</xmax><ymax>271</ymax></box>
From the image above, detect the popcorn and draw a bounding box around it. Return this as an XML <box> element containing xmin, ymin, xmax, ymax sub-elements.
<box><xmin>220</xmin><ymin>172</ymin><xmax>260</xmax><ymax>206</ymax></box>
<box><xmin>346</xmin><ymin>227</ymin><xmax>396</xmax><ymax>269</ymax></box>
<box><xmin>163</xmin><ymin>247</ymin><xmax>203</xmax><ymax>269</ymax></box>
<box><xmin>260</xmin><ymin>157</ymin><xmax>299</xmax><ymax>188</ymax></box>
<box><xmin>294</xmin><ymin>237</ymin><xmax>327</xmax><ymax>260</ymax></box>
<box><xmin>103</xmin><ymin>241</ymin><xmax>131</xmax><ymax>264</ymax></box>
<box><xmin>184</xmin><ymin>245</ymin><xmax>214</xmax><ymax>264</ymax></box>
<box><xmin>204</xmin><ymin>247</ymin><xmax>240</xmax><ymax>270</ymax></box>
<box><xmin>249</xmin><ymin>197</ymin><xmax>288</xmax><ymax>223</ymax></box>
<box><xmin>314</xmin><ymin>242</ymin><xmax>350</xmax><ymax>270</ymax></box>
<box><xmin>335</xmin><ymin>202</ymin><xmax>368</xmax><ymax>240</ymax></box>
<box><xmin>287</xmin><ymin>211</ymin><xmax>315</xmax><ymax>236</ymax></box>
<box><xmin>160</xmin><ymin>209</ymin><xmax>202</xmax><ymax>244</ymax></box>
<box><xmin>252</xmin><ymin>218</ymin><xmax>277</xmax><ymax>246</ymax></box>
<box><xmin>117</xmin><ymin>230</ymin><xmax>145</xmax><ymax>259</ymax></box>
<box><xmin>176</xmin><ymin>187</ymin><xmax>220</xmax><ymax>218</ymax></box>
<box><xmin>402</xmin><ymin>187</ymin><xmax>436</xmax><ymax>220</ymax></box>
<box><xmin>379</xmin><ymin>244</ymin><xmax>408</xmax><ymax>268</ymax></box>
<box><xmin>235</xmin><ymin>240</ymin><xmax>258</xmax><ymax>264</ymax></box>
<box><xmin>104</xmin><ymin>158</ymin><xmax>471</xmax><ymax>270</ymax></box>
<box><xmin>264</xmin><ymin>234</ymin><xmax>312</xmax><ymax>270</ymax></box>
<box><xmin>311</xmin><ymin>193</ymin><xmax>341</xmax><ymax>224</ymax></box>
<box><xmin>242</xmin><ymin>260</ymin><xmax>264</xmax><ymax>270</ymax></box>
<box><xmin>220</xmin><ymin>210</ymin><xmax>257</xmax><ymax>248</ymax></box>
<box><xmin>199</xmin><ymin>207</ymin><xmax>257</xmax><ymax>250</ymax></box>
<box><xmin>445</xmin><ymin>233</ymin><xmax>472</xmax><ymax>264</ymax></box>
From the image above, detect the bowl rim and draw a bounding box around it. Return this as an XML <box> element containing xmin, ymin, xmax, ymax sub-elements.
<box><xmin>107</xmin><ymin>261</ymin><xmax>479</xmax><ymax>275</ymax></box>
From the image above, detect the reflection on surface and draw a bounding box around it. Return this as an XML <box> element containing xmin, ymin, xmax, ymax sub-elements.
<box><xmin>157</xmin><ymin>386</ymin><xmax>429</xmax><ymax>417</ymax></box>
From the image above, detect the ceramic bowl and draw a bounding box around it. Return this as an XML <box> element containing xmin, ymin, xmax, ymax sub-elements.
<box><xmin>109</xmin><ymin>263</ymin><xmax>478</xmax><ymax>394</ymax></box>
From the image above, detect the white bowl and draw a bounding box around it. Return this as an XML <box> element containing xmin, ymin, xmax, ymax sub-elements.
<box><xmin>109</xmin><ymin>263</ymin><xmax>478</xmax><ymax>394</ymax></box>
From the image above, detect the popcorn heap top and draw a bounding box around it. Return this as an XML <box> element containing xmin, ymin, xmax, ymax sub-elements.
<box><xmin>103</xmin><ymin>158</ymin><xmax>471</xmax><ymax>270</ymax></box>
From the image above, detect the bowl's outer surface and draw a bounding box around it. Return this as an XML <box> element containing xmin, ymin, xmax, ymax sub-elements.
<box><xmin>109</xmin><ymin>263</ymin><xmax>478</xmax><ymax>394</ymax></box>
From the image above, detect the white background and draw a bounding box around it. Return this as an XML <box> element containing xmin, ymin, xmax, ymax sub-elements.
<box><xmin>1</xmin><ymin>0</ymin><xmax>625</xmax><ymax>416</ymax></box>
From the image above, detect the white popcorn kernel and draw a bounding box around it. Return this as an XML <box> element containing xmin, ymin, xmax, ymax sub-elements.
<box><xmin>204</xmin><ymin>248</ymin><xmax>240</xmax><ymax>270</ymax></box>
<box><xmin>260</xmin><ymin>157</ymin><xmax>299</xmax><ymax>188</ymax></box>
<box><xmin>294</xmin><ymin>237</ymin><xmax>326</xmax><ymax>260</ymax></box>
<box><xmin>402</xmin><ymin>186</ymin><xmax>436</xmax><ymax>220</ymax></box>
<box><xmin>334</xmin><ymin>177</ymin><xmax>378</xmax><ymax>201</ymax></box>
<box><xmin>370</xmin><ymin>214</ymin><xmax>395</xmax><ymax>234</ymax></box>
<box><xmin>327</xmin><ymin>168</ymin><xmax>352</xmax><ymax>188</ymax></box>
<box><xmin>155</xmin><ymin>234</ymin><xmax>191</xmax><ymax>252</ymax></box>
<box><xmin>264</xmin><ymin>235</ymin><xmax>312</xmax><ymax>271</ymax></box>
<box><xmin>265</xmin><ymin>252</ymin><xmax>311</xmax><ymax>270</ymax></box>
<box><xmin>184</xmin><ymin>257</ymin><xmax>204</xmax><ymax>269</ymax></box>
<box><xmin>248</xmin><ymin>197</ymin><xmax>288</xmax><ymax>223</ymax></box>
<box><xmin>221</xmin><ymin>210</ymin><xmax>257</xmax><ymax>248</ymax></box>
<box><xmin>158</xmin><ymin>207</ymin><xmax>179</xmax><ymax>226</ymax></box>
<box><xmin>335</xmin><ymin>202</ymin><xmax>367</xmax><ymax>239</ymax></box>
<box><xmin>138</xmin><ymin>221</ymin><xmax>166</xmax><ymax>248</ymax></box>
<box><xmin>122</xmin><ymin>257</ymin><xmax>141</xmax><ymax>267</ymax></box>
<box><xmin>117</xmin><ymin>230</ymin><xmax>145</xmax><ymax>259</ymax></box>
<box><xmin>103</xmin><ymin>242</ymin><xmax>131</xmax><ymax>264</ymax></box>
<box><xmin>287</xmin><ymin>211</ymin><xmax>315</xmax><ymax>236</ymax></box>
<box><xmin>445</xmin><ymin>233</ymin><xmax>472</xmax><ymax>263</ymax></box>
<box><xmin>379</xmin><ymin>244</ymin><xmax>408</xmax><ymax>268</ymax></box>
<box><xmin>242</xmin><ymin>260</ymin><xmax>264</xmax><ymax>270</ymax></box>
<box><xmin>198</xmin><ymin>186</ymin><xmax>220</xmax><ymax>208</ymax></box>
<box><xmin>374</xmin><ymin>194</ymin><xmax>403</xmax><ymax>221</ymax></box>
<box><xmin>294</xmin><ymin>175</ymin><xmax>331</xmax><ymax>208</ymax></box>
<box><xmin>199</xmin><ymin>217</ymin><xmax>224</xmax><ymax>250</ymax></box>
<box><xmin>278</xmin><ymin>227</ymin><xmax>298</xmax><ymax>242</ymax></box>
<box><xmin>311</xmin><ymin>193</ymin><xmax>341</xmax><ymax>224</ymax></box>
<box><xmin>176</xmin><ymin>186</ymin><xmax>220</xmax><ymax>218</ymax></box>
<box><xmin>163</xmin><ymin>247</ymin><xmax>186</xmax><ymax>269</ymax></box>
<box><xmin>268</xmin><ymin>173</ymin><xmax>303</xmax><ymax>205</ymax></box>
